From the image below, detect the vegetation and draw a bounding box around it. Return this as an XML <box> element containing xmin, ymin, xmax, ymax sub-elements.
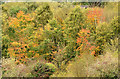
<box><xmin>1</xmin><ymin>2</ymin><xmax>118</xmax><ymax>78</ymax></box>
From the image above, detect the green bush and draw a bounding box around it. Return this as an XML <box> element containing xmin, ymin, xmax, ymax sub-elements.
<box><xmin>93</xmin><ymin>16</ymin><xmax>119</xmax><ymax>55</ymax></box>
<box><xmin>65</xmin><ymin>6</ymin><xmax>86</xmax><ymax>28</ymax></box>
<box><xmin>45</xmin><ymin>63</ymin><xmax>56</xmax><ymax>73</ymax></box>
<box><xmin>35</xmin><ymin>3</ymin><xmax>53</xmax><ymax>28</ymax></box>
<box><xmin>31</xmin><ymin>62</ymin><xmax>56</xmax><ymax>77</ymax></box>
<box><xmin>64</xmin><ymin>6</ymin><xmax>87</xmax><ymax>43</ymax></box>
<box><xmin>2</xmin><ymin>35</ymin><xmax>10</xmax><ymax>58</ymax></box>
<box><xmin>109</xmin><ymin>16</ymin><xmax>119</xmax><ymax>38</ymax></box>
<box><xmin>38</xmin><ymin>39</ymin><xmax>55</xmax><ymax>55</ymax></box>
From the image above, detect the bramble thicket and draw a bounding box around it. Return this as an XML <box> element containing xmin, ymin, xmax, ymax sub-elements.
<box><xmin>1</xmin><ymin>2</ymin><xmax>119</xmax><ymax>78</ymax></box>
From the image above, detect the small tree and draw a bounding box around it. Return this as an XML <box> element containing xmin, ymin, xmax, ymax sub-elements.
<box><xmin>35</xmin><ymin>3</ymin><xmax>53</xmax><ymax>29</ymax></box>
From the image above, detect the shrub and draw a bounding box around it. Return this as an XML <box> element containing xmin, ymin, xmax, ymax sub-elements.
<box><xmin>2</xmin><ymin>35</ymin><xmax>10</xmax><ymax>58</ymax></box>
<box><xmin>76</xmin><ymin>29</ymin><xmax>97</xmax><ymax>55</ymax></box>
<box><xmin>95</xmin><ymin>22</ymin><xmax>110</xmax><ymax>55</ymax></box>
<box><xmin>109</xmin><ymin>16</ymin><xmax>119</xmax><ymax>38</ymax></box>
<box><xmin>35</xmin><ymin>3</ymin><xmax>53</xmax><ymax>28</ymax></box>
<box><xmin>104</xmin><ymin>37</ymin><xmax>118</xmax><ymax>57</ymax></box>
<box><xmin>65</xmin><ymin>6</ymin><xmax>86</xmax><ymax>28</ymax></box>
<box><xmin>94</xmin><ymin>16</ymin><xmax>119</xmax><ymax>55</ymax></box>
<box><xmin>31</xmin><ymin>62</ymin><xmax>56</xmax><ymax>77</ymax></box>
<box><xmin>45</xmin><ymin>63</ymin><xmax>56</xmax><ymax>73</ymax></box>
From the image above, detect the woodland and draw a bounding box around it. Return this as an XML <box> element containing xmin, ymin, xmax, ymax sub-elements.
<box><xmin>1</xmin><ymin>2</ymin><xmax>119</xmax><ymax>78</ymax></box>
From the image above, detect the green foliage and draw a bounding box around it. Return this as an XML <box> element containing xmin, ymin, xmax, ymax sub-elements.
<box><xmin>38</xmin><ymin>39</ymin><xmax>54</xmax><ymax>55</ymax></box>
<box><xmin>65</xmin><ymin>6</ymin><xmax>86</xmax><ymax>28</ymax></box>
<box><xmin>2</xmin><ymin>2</ymin><xmax>28</xmax><ymax>17</ymax></box>
<box><xmin>104</xmin><ymin>37</ymin><xmax>118</xmax><ymax>57</ymax></box>
<box><xmin>109</xmin><ymin>16</ymin><xmax>119</xmax><ymax>38</ymax></box>
<box><xmin>9</xmin><ymin>6</ymin><xmax>28</xmax><ymax>17</ymax></box>
<box><xmin>31</xmin><ymin>62</ymin><xmax>56</xmax><ymax>77</ymax></box>
<box><xmin>92</xmin><ymin>16</ymin><xmax>119</xmax><ymax>55</ymax></box>
<box><xmin>26</xmin><ymin>2</ymin><xmax>39</xmax><ymax>11</ymax></box>
<box><xmin>94</xmin><ymin>22</ymin><xmax>110</xmax><ymax>54</ymax></box>
<box><xmin>72</xmin><ymin>2</ymin><xmax>81</xmax><ymax>5</ymax></box>
<box><xmin>2</xmin><ymin>35</ymin><xmax>10</xmax><ymax>58</ymax></box>
<box><xmin>44</xmin><ymin>19</ymin><xmax>65</xmax><ymax>47</ymax></box>
<box><xmin>45</xmin><ymin>63</ymin><xmax>56</xmax><ymax>72</ymax></box>
<box><xmin>35</xmin><ymin>3</ymin><xmax>53</xmax><ymax>28</ymax></box>
<box><xmin>64</xmin><ymin>6</ymin><xmax>87</xmax><ymax>43</ymax></box>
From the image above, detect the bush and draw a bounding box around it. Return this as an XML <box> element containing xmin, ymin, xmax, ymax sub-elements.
<box><xmin>93</xmin><ymin>16</ymin><xmax>119</xmax><ymax>55</ymax></box>
<box><xmin>109</xmin><ymin>16</ymin><xmax>119</xmax><ymax>38</ymax></box>
<box><xmin>31</xmin><ymin>62</ymin><xmax>56</xmax><ymax>77</ymax></box>
<box><xmin>65</xmin><ymin>6</ymin><xmax>86</xmax><ymax>28</ymax></box>
<box><xmin>35</xmin><ymin>3</ymin><xmax>53</xmax><ymax>28</ymax></box>
<box><xmin>2</xmin><ymin>35</ymin><xmax>10</xmax><ymax>58</ymax></box>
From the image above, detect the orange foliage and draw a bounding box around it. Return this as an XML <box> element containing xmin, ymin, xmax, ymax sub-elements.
<box><xmin>7</xmin><ymin>11</ymin><xmax>38</xmax><ymax>64</ymax></box>
<box><xmin>76</xmin><ymin>29</ymin><xmax>99</xmax><ymax>56</ymax></box>
<box><xmin>87</xmin><ymin>8</ymin><xmax>105</xmax><ymax>25</ymax></box>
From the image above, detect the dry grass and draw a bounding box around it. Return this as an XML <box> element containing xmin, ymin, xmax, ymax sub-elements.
<box><xmin>103</xmin><ymin>2</ymin><xmax>118</xmax><ymax>23</ymax></box>
<box><xmin>2</xmin><ymin>56</ymin><xmax>47</xmax><ymax>77</ymax></box>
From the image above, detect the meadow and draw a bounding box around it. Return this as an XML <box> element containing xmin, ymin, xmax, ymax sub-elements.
<box><xmin>1</xmin><ymin>2</ymin><xmax>119</xmax><ymax>78</ymax></box>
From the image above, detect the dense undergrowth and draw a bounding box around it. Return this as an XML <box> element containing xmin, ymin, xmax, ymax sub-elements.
<box><xmin>1</xmin><ymin>2</ymin><xmax>119</xmax><ymax>78</ymax></box>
